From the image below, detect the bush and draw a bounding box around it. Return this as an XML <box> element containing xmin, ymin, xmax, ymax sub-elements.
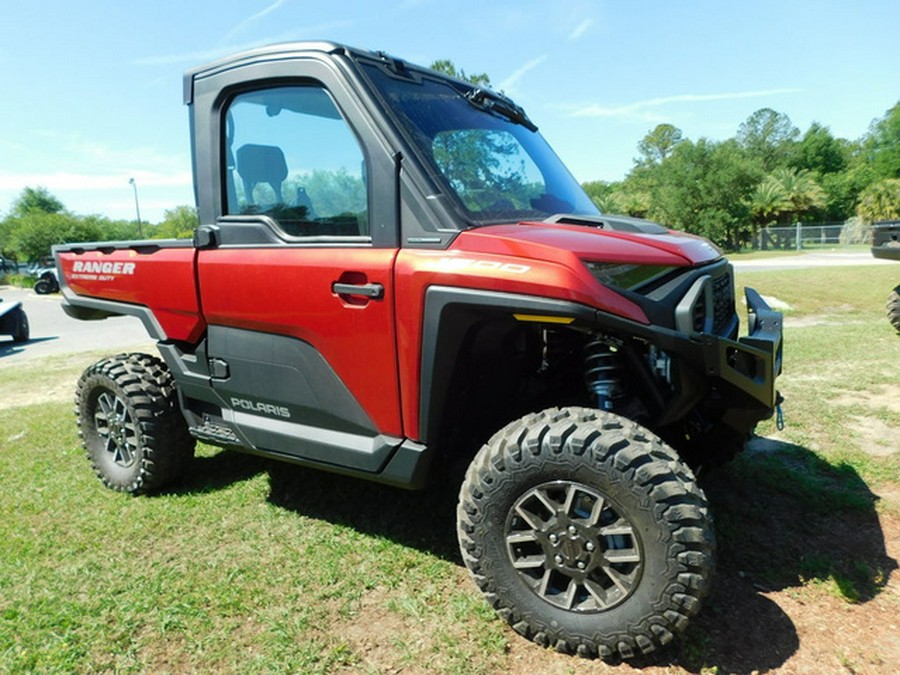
<box><xmin>839</xmin><ymin>217</ymin><xmax>872</xmax><ymax>245</ymax></box>
<box><xmin>1</xmin><ymin>273</ymin><xmax>35</xmax><ymax>289</ymax></box>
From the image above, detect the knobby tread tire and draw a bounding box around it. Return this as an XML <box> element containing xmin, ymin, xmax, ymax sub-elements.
<box><xmin>11</xmin><ymin>308</ymin><xmax>29</xmax><ymax>343</ymax></box>
<box><xmin>887</xmin><ymin>286</ymin><xmax>900</xmax><ymax>333</ymax></box>
<box><xmin>457</xmin><ymin>407</ymin><xmax>715</xmax><ymax>660</ymax></box>
<box><xmin>76</xmin><ymin>353</ymin><xmax>195</xmax><ymax>495</ymax></box>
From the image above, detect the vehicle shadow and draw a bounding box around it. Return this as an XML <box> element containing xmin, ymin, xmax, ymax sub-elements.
<box><xmin>657</xmin><ymin>437</ymin><xmax>896</xmax><ymax>673</ymax></box>
<box><xmin>0</xmin><ymin>336</ymin><xmax>57</xmax><ymax>358</ymax></box>
<box><xmin>265</xmin><ymin>460</ymin><xmax>465</xmax><ymax>563</ymax></box>
<box><xmin>164</xmin><ymin>449</ymin><xmax>272</xmax><ymax>496</ymax></box>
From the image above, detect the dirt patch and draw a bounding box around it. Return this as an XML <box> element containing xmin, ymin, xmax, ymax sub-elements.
<box><xmin>830</xmin><ymin>385</ymin><xmax>900</xmax><ymax>456</ymax></box>
<box><xmin>0</xmin><ymin>352</ymin><xmax>91</xmax><ymax>411</ymax></box>
<box><xmin>833</xmin><ymin>385</ymin><xmax>900</xmax><ymax>417</ymax></box>
<box><xmin>0</xmin><ymin>348</ymin><xmax>152</xmax><ymax>411</ymax></box>
<box><xmin>786</xmin><ymin>315</ymin><xmax>867</xmax><ymax>328</ymax></box>
<box><xmin>846</xmin><ymin>417</ymin><xmax>900</xmax><ymax>456</ymax></box>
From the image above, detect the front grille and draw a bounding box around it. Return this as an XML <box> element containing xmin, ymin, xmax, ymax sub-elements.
<box><xmin>711</xmin><ymin>271</ymin><xmax>735</xmax><ymax>335</ymax></box>
<box><xmin>673</xmin><ymin>263</ymin><xmax>737</xmax><ymax>337</ymax></box>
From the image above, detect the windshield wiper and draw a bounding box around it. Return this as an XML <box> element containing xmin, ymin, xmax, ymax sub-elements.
<box><xmin>465</xmin><ymin>89</ymin><xmax>538</xmax><ymax>132</ymax></box>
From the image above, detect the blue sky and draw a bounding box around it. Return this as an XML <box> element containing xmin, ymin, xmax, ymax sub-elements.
<box><xmin>1</xmin><ymin>0</ymin><xmax>897</xmax><ymax>223</ymax></box>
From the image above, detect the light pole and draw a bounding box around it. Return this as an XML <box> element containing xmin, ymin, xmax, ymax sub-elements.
<box><xmin>128</xmin><ymin>177</ymin><xmax>143</xmax><ymax>237</ymax></box>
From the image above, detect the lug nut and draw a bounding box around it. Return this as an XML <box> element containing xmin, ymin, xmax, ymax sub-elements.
<box><xmin>577</xmin><ymin>562</ymin><xmax>586</xmax><ymax>570</ymax></box>
<box><xmin>586</xmin><ymin>542</ymin><xmax>595</xmax><ymax>551</ymax></box>
<box><xmin>549</xmin><ymin>533</ymin><xmax>558</xmax><ymax>543</ymax></box>
<box><xmin>568</xmin><ymin>525</ymin><xmax>577</xmax><ymax>535</ymax></box>
<box><xmin>554</xmin><ymin>554</ymin><xmax>564</xmax><ymax>564</ymax></box>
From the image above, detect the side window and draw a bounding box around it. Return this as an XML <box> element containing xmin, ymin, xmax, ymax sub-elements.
<box><xmin>224</xmin><ymin>86</ymin><xmax>368</xmax><ymax>237</ymax></box>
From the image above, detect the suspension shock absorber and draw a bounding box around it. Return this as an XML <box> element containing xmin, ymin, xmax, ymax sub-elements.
<box><xmin>584</xmin><ymin>336</ymin><xmax>623</xmax><ymax>411</ymax></box>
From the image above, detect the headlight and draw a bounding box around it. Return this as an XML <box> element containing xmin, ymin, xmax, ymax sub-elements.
<box><xmin>583</xmin><ymin>262</ymin><xmax>676</xmax><ymax>291</ymax></box>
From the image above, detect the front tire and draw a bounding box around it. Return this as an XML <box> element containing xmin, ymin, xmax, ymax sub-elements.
<box><xmin>76</xmin><ymin>353</ymin><xmax>195</xmax><ymax>494</ymax></box>
<box><xmin>457</xmin><ymin>407</ymin><xmax>714</xmax><ymax>659</ymax></box>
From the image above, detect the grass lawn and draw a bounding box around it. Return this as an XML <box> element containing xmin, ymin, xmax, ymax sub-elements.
<box><xmin>1</xmin><ymin>265</ymin><xmax>897</xmax><ymax>673</ymax></box>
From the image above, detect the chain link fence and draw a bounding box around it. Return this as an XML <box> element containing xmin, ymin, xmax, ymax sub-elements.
<box><xmin>752</xmin><ymin>221</ymin><xmax>872</xmax><ymax>251</ymax></box>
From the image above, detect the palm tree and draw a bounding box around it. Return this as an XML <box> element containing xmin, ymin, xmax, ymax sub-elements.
<box><xmin>748</xmin><ymin>179</ymin><xmax>789</xmax><ymax>225</ymax></box>
<box><xmin>857</xmin><ymin>178</ymin><xmax>900</xmax><ymax>222</ymax></box>
<box><xmin>769</xmin><ymin>167</ymin><xmax>826</xmax><ymax>223</ymax></box>
<box><xmin>750</xmin><ymin>168</ymin><xmax>826</xmax><ymax>224</ymax></box>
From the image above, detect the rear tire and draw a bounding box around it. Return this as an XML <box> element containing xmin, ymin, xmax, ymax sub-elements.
<box><xmin>887</xmin><ymin>286</ymin><xmax>900</xmax><ymax>333</ymax></box>
<box><xmin>457</xmin><ymin>407</ymin><xmax>714</xmax><ymax>659</ymax></box>
<box><xmin>10</xmin><ymin>308</ymin><xmax>29</xmax><ymax>343</ymax></box>
<box><xmin>76</xmin><ymin>353</ymin><xmax>195</xmax><ymax>494</ymax></box>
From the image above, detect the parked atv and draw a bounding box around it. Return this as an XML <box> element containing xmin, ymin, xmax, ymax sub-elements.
<box><xmin>33</xmin><ymin>267</ymin><xmax>60</xmax><ymax>295</ymax></box>
<box><xmin>871</xmin><ymin>220</ymin><xmax>900</xmax><ymax>332</ymax></box>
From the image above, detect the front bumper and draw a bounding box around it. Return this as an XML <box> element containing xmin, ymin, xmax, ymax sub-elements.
<box><xmin>709</xmin><ymin>287</ymin><xmax>783</xmax><ymax>410</ymax></box>
<box><xmin>591</xmin><ymin>284</ymin><xmax>783</xmax><ymax>429</ymax></box>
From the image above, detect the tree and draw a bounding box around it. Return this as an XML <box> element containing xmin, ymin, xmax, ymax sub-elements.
<box><xmin>154</xmin><ymin>205</ymin><xmax>199</xmax><ymax>239</ymax></box>
<box><xmin>737</xmin><ymin>108</ymin><xmax>799</xmax><ymax>171</ymax></box>
<box><xmin>861</xmin><ymin>102</ymin><xmax>900</xmax><ymax>181</ymax></box>
<box><xmin>10</xmin><ymin>186</ymin><xmax>65</xmax><ymax>217</ymax></box>
<box><xmin>790</xmin><ymin>123</ymin><xmax>848</xmax><ymax>176</ymax></box>
<box><xmin>754</xmin><ymin>168</ymin><xmax>826</xmax><ymax>224</ymax></box>
<box><xmin>636</xmin><ymin>124</ymin><xmax>684</xmax><ymax>166</ymax></box>
<box><xmin>429</xmin><ymin>59</ymin><xmax>491</xmax><ymax>87</ymax></box>
<box><xmin>747</xmin><ymin>179</ymin><xmax>790</xmax><ymax>225</ymax></box>
<box><xmin>857</xmin><ymin>178</ymin><xmax>900</xmax><ymax>222</ymax></box>
<box><xmin>643</xmin><ymin>138</ymin><xmax>761</xmax><ymax>248</ymax></box>
<box><xmin>8</xmin><ymin>211</ymin><xmax>102</xmax><ymax>261</ymax></box>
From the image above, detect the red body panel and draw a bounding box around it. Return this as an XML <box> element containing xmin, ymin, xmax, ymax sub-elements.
<box><xmin>392</xmin><ymin>223</ymin><xmax>714</xmax><ymax>440</ymax></box>
<box><xmin>57</xmin><ymin>247</ymin><xmax>205</xmax><ymax>343</ymax></box>
<box><xmin>196</xmin><ymin>247</ymin><xmax>402</xmax><ymax>436</ymax></box>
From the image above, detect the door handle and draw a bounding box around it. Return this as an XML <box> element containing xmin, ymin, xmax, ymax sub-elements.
<box><xmin>332</xmin><ymin>282</ymin><xmax>384</xmax><ymax>299</ymax></box>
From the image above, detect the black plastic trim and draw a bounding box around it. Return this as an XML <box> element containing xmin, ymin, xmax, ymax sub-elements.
<box><xmin>58</xmin><ymin>287</ymin><xmax>168</xmax><ymax>341</ymax></box>
<box><xmin>419</xmin><ymin>287</ymin><xmax>596</xmax><ymax>445</ymax></box>
<box><xmin>418</xmin><ymin>285</ymin><xmax>783</xmax><ymax>445</ymax></box>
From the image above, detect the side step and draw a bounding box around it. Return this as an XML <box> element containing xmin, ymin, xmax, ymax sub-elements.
<box><xmin>189</xmin><ymin>420</ymin><xmax>242</xmax><ymax>446</ymax></box>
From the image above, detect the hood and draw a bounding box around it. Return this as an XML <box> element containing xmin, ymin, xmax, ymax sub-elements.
<box><xmin>457</xmin><ymin>214</ymin><xmax>723</xmax><ymax>268</ymax></box>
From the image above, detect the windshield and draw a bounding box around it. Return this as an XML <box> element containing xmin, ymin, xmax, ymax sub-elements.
<box><xmin>360</xmin><ymin>62</ymin><xmax>599</xmax><ymax>226</ymax></box>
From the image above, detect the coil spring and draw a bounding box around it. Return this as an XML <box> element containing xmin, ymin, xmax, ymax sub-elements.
<box><xmin>584</xmin><ymin>337</ymin><xmax>623</xmax><ymax>411</ymax></box>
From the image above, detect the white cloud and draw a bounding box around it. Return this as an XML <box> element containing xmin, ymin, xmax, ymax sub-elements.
<box><xmin>567</xmin><ymin>88</ymin><xmax>801</xmax><ymax>120</ymax></box>
<box><xmin>498</xmin><ymin>55</ymin><xmax>549</xmax><ymax>95</ymax></box>
<box><xmin>569</xmin><ymin>19</ymin><xmax>594</xmax><ymax>41</ymax></box>
<box><xmin>223</xmin><ymin>0</ymin><xmax>290</xmax><ymax>43</ymax></box>
<box><xmin>130</xmin><ymin>23</ymin><xmax>351</xmax><ymax>67</ymax></box>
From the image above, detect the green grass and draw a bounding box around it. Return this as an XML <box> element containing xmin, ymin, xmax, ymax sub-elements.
<box><xmin>727</xmin><ymin>243</ymin><xmax>872</xmax><ymax>260</ymax></box>
<box><xmin>1</xmin><ymin>264</ymin><xmax>898</xmax><ymax>672</ymax></box>
<box><xmin>0</xmin><ymin>404</ymin><xmax>509</xmax><ymax>673</ymax></box>
<box><xmin>736</xmin><ymin>266</ymin><xmax>900</xmax><ymax>490</ymax></box>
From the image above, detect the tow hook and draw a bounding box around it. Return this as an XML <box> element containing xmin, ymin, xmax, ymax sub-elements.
<box><xmin>775</xmin><ymin>391</ymin><xmax>785</xmax><ymax>430</ymax></box>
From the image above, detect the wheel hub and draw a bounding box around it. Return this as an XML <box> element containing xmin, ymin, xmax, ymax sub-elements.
<box><xmin>94</xmin><ymin>390</ymin><xmax>137</xmax><ymax>468</ymax></box>
<box><xmin>505</xmin><ymin>480</ymin><xmax>643</xmax><ymax>612</ymax></box>
<box><xmin>547</xmin><ymin>523</ymin><xmax>599</xmax><ymax>572</ymax></box>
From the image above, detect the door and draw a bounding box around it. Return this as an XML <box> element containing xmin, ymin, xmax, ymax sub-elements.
<box><xmin>196</xmin><ymin>82</ymin><xmax>403</xmax><ymax>471</ymax></box>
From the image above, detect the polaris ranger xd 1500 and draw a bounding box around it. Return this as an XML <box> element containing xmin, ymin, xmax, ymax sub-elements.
<box><xmin>55</xmin><ymin>42</ymin><xmax>783</xmax><ymax>659</ymax></box>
